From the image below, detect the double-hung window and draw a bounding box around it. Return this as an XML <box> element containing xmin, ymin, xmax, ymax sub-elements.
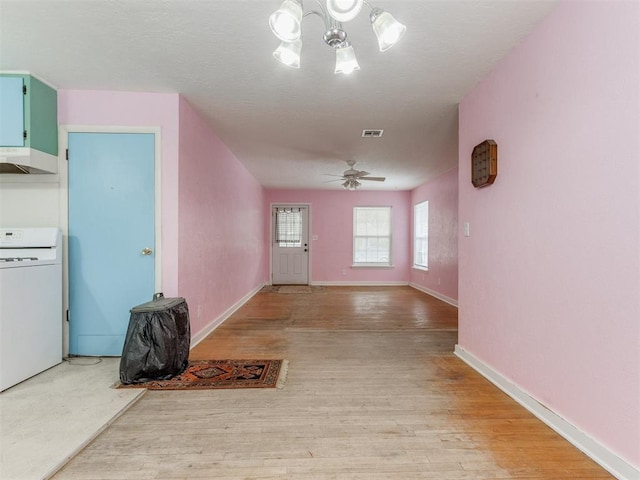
<box><xmin>413</xmin><ymin>200</ymin><xmax>429</xmax><ymax>269</ymax></box>
<box><xmin>353</xmin><ymin>206</ymin><xmax>392</xmax><ymax>266</ymax></box>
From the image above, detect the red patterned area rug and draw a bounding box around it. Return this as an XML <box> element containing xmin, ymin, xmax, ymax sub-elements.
<box><xmin>117</xmin><ymin>359</ymin><xmax>288</xmax><ymax>390</ymax></box>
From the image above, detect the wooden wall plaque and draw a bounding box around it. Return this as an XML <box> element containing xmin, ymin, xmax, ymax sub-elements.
<box><xmin>471</xmin><ymin>139</ymin><xmax>498</xmax><ymax>188</ymax></box>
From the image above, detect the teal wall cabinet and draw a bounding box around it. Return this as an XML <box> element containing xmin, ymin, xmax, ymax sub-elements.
<box><xmin>0</xmin><ymin>74</ymin><xmax>58</xmax><ymax>173</ymax></box>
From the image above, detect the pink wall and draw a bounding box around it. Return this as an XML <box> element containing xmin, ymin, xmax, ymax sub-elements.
<box><xmin>410</xmin><ymin>167</ymin><xmax>458</xmax><ymax>302</ymax></box>
<box><xmin>177</xmin><ymin>98</ymin><xmax>267</xmax><ymax>335</ymax></box>
<box><xmin>265</xmin><ymin>189</ymin><xmax>411</xmax><ymax>284</ymax></box>
<box><xmin>58</xmin><ymin>91</ymin><xmax>268</xmax><ymax>338</ymax></box>
<box><xmin>458</xmin><ymin>0</ymin><xmax>639</xmax><ymax>469</ymax></box>
<box><xmin>58</xmin><ymin>90</ymin><xmax>181</xmax><ymax>296</ymax></box>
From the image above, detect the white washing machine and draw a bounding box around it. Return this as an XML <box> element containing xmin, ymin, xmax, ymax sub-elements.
<box><xmin>0</xmin><ymin>227</ymin><xmax>63</xmax><ymax>391</ymax></box>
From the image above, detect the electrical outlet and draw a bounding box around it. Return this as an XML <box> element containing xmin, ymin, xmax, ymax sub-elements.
<box><xmin>342</xmin><ymin>269</ymin><xmax>347</xmax><ymax>275</ymax></box>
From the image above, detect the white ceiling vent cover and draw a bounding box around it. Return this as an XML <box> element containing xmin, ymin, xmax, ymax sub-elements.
<box><xmin>362</xmin><ymin>129</ymin><xmax>384</xmax><ymax>138</ymax></box>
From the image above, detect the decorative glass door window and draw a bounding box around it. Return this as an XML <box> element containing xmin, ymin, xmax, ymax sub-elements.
<box><xmin>275</xmin><ymin>207</ymin><xmax>302</xmax><ymax>247</ymax></box>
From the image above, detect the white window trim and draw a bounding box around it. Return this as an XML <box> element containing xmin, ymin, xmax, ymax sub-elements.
<box><xmin>353</xmin><ymin>206</ymin><xmax>392</xmax><ymax>267</ymax></box>
<box><xmin>352</xmin><ymin>264</ymin><xmax>395</xmax><ymax>269</ymax></box>
<box><xmin>413</xmin><ymin>200</ymin><xmax>429</xmax><ymax>269</ymax></box>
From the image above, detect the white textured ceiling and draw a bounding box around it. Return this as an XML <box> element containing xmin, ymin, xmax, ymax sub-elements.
<box><xmin>0</xmin><ymin>0</ymin><xmax>557</xmax><ymax>190</ymax></box>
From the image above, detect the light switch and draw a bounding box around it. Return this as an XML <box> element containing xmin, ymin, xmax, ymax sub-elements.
<box><xmin>464</xmin><ymin>222</ymin><xmax>470</xmax><ymax>237</ymax></box>
<box><xmin>312</xmin><ymin>235</ymin><xmax>318</xmax><ymax>241</ymax></box>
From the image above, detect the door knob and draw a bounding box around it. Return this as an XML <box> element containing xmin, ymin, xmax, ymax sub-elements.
<box><xmin>141</xmin><ymin>247</ymin><xmax>153</xmax><ymax>255</ymax></box>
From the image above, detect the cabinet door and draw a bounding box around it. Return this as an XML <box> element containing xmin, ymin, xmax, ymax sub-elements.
<box><xmin>0</xmin><ymin>77</ymin><xmax>25</xmax><ymax>147</ymax></box>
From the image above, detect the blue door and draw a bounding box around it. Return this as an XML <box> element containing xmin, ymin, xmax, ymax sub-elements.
<box><xmin>68</xmin><ymin>132</ymin><xmax>155</xmax><ymax>356</ymax></box>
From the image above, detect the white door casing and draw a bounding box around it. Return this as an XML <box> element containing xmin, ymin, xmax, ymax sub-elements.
<box><xmin>59</xmin><ymin>125</ymin><xmax>162</xmax><ymax>357</ymax></box>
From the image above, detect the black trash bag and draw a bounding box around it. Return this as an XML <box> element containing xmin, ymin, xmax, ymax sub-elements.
<box><xmin>119</xmin><ymin>293</ymin><xmax>191</xmax><ymax>384</ymax></box>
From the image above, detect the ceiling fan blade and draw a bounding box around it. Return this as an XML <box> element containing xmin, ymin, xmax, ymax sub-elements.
<box><xmin>359</xmin><ymin>176</ymin><xmax>386</xmax><ymax>181</ymax></box>
<box><xmin>324</xmin><ymin>173</ymin><xmax>344</xmax><ymax>177</ymax></box>
<box><xmin>356</xmin><ymin>171</ymin><xmax>370</xmax><ymax>177</ymax></box>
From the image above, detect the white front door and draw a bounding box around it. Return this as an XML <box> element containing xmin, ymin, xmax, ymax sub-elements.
<box><xmin>272</xmin><ymin>205</ymin><xmax>309</xmax><ymax>285</ymax></box>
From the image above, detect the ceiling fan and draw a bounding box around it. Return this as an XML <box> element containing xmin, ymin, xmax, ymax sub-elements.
<box><xmin>326</xmin><ymin>160</ymin><xmax>386</xmax><ymax>190</ymax></box>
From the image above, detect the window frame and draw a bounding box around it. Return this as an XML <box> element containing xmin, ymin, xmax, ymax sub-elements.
<box><xmin>352</xmin><ymin>206</ymin><xmax>393</xmax><ymax>267</ymax></box>
<box><xmin>413</xmin><ymin>200</ymin><xmax>429</xmax><ymax>270</ymax></box>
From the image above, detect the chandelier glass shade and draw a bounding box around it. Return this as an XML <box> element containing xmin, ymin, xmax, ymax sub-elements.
<box><xmin>273</xmin><ymin>39</ymin><xmax>303</xmax><ymax>68</ymax></box>
<box><xmin>269</xmin><ymin>0</ymin><xmax>405</xmax><ymax>74</ymax></box>
<box><xmin>370</xmin><ymin>8</ymin><xmax>407</xmax><ymax>51</ymax></box>
<box><xmin>326</xmin><ymin>0</ymin><xmax>363</xmax><ymax>22</ymax></box>
<box><xmin>334</xmin><ymin>42</ymin><xmax>360</xmax><ymax>74</ymax></box>
<box><xmin>269</xmin><ymin>0</ymin><xmax>304</xmax><ymax>42</ymax></box>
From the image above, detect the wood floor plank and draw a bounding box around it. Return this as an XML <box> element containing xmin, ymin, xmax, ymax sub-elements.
<box><xmin>53</xmin><ymin>286</ymin><xmax>613</xmax><ymax>479</ymax></box>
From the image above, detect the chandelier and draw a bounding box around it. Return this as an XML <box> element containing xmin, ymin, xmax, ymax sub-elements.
<box><xmin>269</xmin><ymin>0</ymin><xmax>406</xmax><ymax>74</ymax></box>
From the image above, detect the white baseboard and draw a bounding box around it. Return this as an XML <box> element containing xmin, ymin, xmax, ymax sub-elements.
<box><xmin>310</xmin><ymin>281</ymin><xmax>409</xmax><ymax>286</ymax></box>
<box><xmin>190</xmin><ymin>283</ymin><xmax>266</xmax><ymax>349</ymax></box>
<box><xmin>454</xmin><ymin>345</ymin><xmax>639</xmax><ymax>480</ymax></box>
<box><xmin>409</xmin><ymin>283</ymin><xmax>458</xmax><ymax>307</ymax></box>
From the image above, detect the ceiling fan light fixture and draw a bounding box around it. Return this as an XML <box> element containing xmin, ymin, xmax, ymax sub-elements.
<box><xmin>334</xmin><ymin>42</ymin><xmax>360</xmax><ymax>74</ymax></box>
<box><xmin>326</xmin><ymin>0</ymin><xmax>364</xmax><ymax>22</ymax></box>
<box><xmin>370</xmin><ymin>8</ymin><xmax>406</xmax><ymax>51</ymax></box>
<box><xmin>269</xmin><ymin>0</ymin><xmax>303</xmax><ymax>42</ymax></box>
<box><xmin>342</xmin><ymin>177</ymin><xmax>361</xmax><ymax>190</ymax></box>
<box><xmin>273</xmin><ymin>39</ymin><xmax>302</xmax><ymax>68</ymax></box>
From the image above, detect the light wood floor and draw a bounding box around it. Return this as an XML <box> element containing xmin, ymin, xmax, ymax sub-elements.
<box><xmin>53</xmin><ymin>286</ymin><xmax>612</xmax><ymax>479</ymax></box>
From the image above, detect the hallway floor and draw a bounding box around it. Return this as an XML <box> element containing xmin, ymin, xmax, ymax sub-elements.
<box><xmin>50</xmin><ymin>286</ymin><xmax>612</xmax><ymax>479</ymax></box>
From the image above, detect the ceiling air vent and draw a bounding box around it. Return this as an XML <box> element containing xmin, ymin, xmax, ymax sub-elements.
<box><xmin>361</xmin><ymin>129</ymin><xmax>384</xmax><ymax>138</ymax></box>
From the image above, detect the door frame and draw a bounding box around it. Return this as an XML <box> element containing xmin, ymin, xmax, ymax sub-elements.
<box><xmin>59</xmin><ymin>125</ymin><xmax>162</xmax><ymax>356</ymax></box>
<box><xmin>270</xmin><ymin>203</ymin><xmax>311</xmax><ymax>285</ymax></box>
